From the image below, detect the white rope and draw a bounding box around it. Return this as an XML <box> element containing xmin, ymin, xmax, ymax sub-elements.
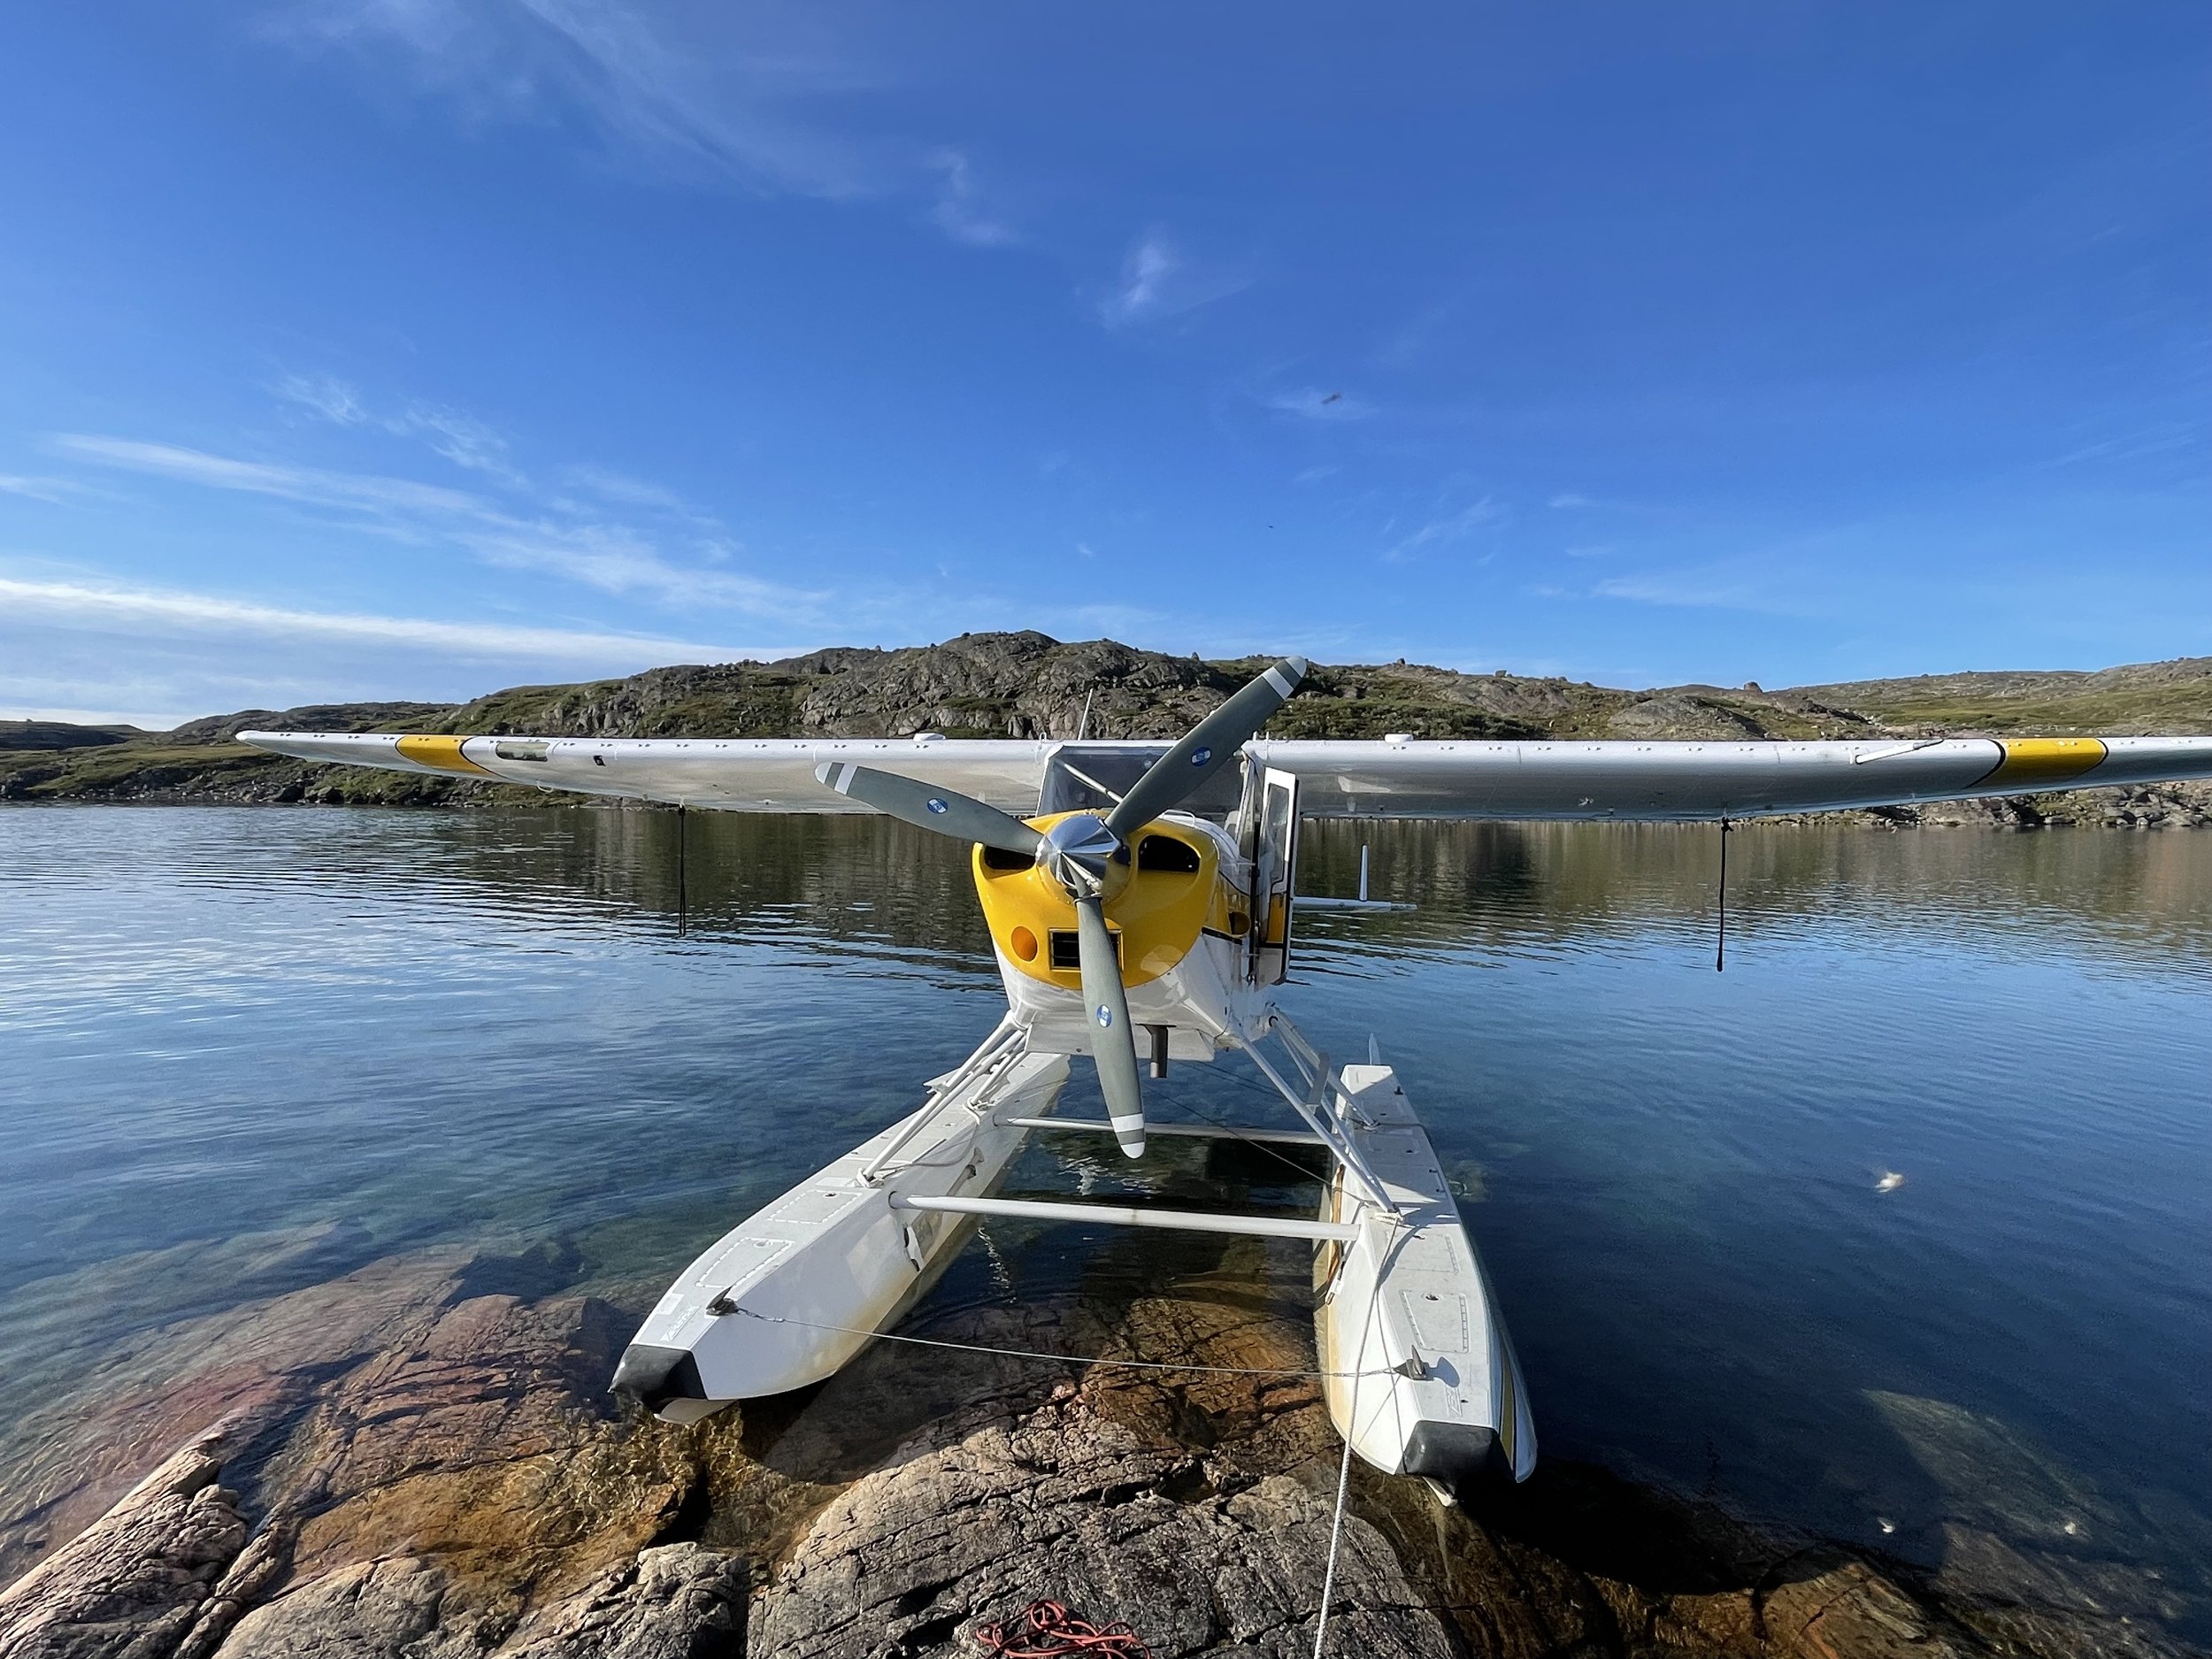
<box><xmin>1311</xmin><ymin>1410</ymin><xmax>1358</xmax><ymax>1659</ymax></box>
<box><xmin>1310</xmin><ymin>1208</ymin><xmax>1398</xmax><ymax>1659</ymax></box>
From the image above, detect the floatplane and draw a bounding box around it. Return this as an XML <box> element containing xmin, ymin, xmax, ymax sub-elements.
<box><xmin>243</xmin><ymin>661</ymin><xmax>2212</xmax><ymax>1496</ymax></box>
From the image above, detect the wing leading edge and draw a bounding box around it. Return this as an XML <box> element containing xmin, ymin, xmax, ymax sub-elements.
<box><xmin>236</xmin><ymin>732</ymin><xmax>1056</xmax><ymax>813</ymax></box>
<box><xmin>1247</xmin><ymin>735</ymin><xmax>2212</xmax><ymax>819</ymax></box>
<box><xmin>237</xmin><ymin>730</ymin><xmax>2212</xmax><ymax>821</ymax></box>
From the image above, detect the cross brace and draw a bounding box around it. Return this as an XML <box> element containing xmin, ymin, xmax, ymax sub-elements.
<box><xmin>890</xmin><ymin>1192</ymin><xmax>1357</xmax><ymax>1243</ymax></box>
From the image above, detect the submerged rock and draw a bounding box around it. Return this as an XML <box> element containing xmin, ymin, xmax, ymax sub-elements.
<box><xmin>1</xmin><ymin>1236</ymin><xmax>2200</xmax><ymax>1659</ymax></box>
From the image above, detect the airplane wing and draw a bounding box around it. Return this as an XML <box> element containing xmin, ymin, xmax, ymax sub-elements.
<box><xmin>1246</xmin><ymin>735</ymin><xmax>2212</xmax><ymax>819</ymax></box>
<box><xmin>238</xmin><ymin>730</ymin><xmax>2212</xmax><ymax>821</ymax></box>
<box><xmin>237</xmin><ymin>731</ymin><xmax>1056</xmax><ymax>812</ymax></box>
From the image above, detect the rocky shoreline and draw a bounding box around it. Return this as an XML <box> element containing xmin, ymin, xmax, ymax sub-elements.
<box><xmin>7</xmin><ymin>633</ymin><xmax>2211</xmax><ymax>826</ymax></box>
<box><xmin>2</xmin><ymin>1231</ymin><xmax>2196</xmax><ymax>1659</ymax></box>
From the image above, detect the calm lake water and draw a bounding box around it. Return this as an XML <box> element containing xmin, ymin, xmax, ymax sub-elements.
<box><xmin>3</xmin><ymin>806</ymin><xmax>2208</xmax><ymax>1636</ymax></box>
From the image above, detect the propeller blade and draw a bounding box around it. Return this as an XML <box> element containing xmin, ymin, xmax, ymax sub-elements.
<box><xmin>815</xmin><ymin>762</ymin><xmax>1045</xmax><ymax>858</ymax></box>
<box><xmin>1105</xmin><ymin>656</ymin><xmax>1309</xmax><ymax>840</ymax></box>
<box><xmin>1074</xmin><ymin>894</ymin><xmax>1145</xmax><ymax>1158</ymax></box>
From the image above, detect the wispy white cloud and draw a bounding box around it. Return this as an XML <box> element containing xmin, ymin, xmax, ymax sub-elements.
<box><xmin>1292</xmin><ymin>464</ymin><xmax>1340</xmax><ymax>485</ymax></box>
<box><xmin>928</xmin><ymin>150</ymin><xmax>1017</xmax><ymax>248</ymax></box>
<box><xmin>1548</xmin><ymin>492</ymin><xmax>1595</xmax><ymax>510</ymax></box>
<box><xmin>1101</xmin><ymin>231</ymin><xmax>1175</xmax><ymax>326</ymax></box>
<box><xmin>403</xmin><ymin>403</ymin><xmax>524</xmax><ymax>484</ymax></box>
<box><xmin>0</xmin><ymin>574</ymin><xmax>787</xmax><ymax>664</ymax></box>
<box><xmin>51</xmin><ymin>431</ymin><xmax>822</xmax><ymax>619</ymax></box>
<box><xmin>1265</xmin><ymin>388</ymin><xmax>1373</xmax><ymax>422</ymax></box>
<box><xmin>273</xmin><ymin>375</ymin><xmax>525</xmax><ymax>485</ymax></box>
<box><xmin>1385</xmin><ymin>497</ymin><xmax>1502</xmax><ymax>561</ymax></box>
<box><xmin>272</xmin><ymin>373</ymin><xmax>371</xmax><ymax>426</ymax></box>
<box><xmin>0</xmin><ymin>474</ymin><xmax>89</xmax><ymax>505</ymax></box>
<box><xmin>54</xmin><ymin>435</ymin><xmax>481</xmax><ymax>517</ymax></box>
<box><xmin>269</xmin><ymin>0</ymin><xmax>878</xmax><ymax>196</ymax></box>
<box><xmin>557</xmin><ymin>462</ymin><xmax>693</xmax><ymax>512</ymax></box>
<box><xmin>1591</xmin><ymin>573</ymin><xmax>1788</xmax><ymax>612</ymax></box>
<box><xmin>1096</xmin><ymin>228</ymin><xmax>1247</xmax><ymax>328</ymax></box>
<box><xmin>2045</xmin><ymin>423</ymin><xmax>2200</xmax><ymax>468</ymax></box>
<box><xmin>462</xmin><ymin>520</ymin><xmax>801</xmax><ymax>611</ymax></box>
<box><xmin>265</xmin><ymin>0</ymin><xmax>1021</xmax><ymax>249</ymax></box>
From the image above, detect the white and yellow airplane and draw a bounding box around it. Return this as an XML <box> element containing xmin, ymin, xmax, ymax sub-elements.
<box><xmin>243</xmin><ymin>659</ymin><xmax>2212</xmax><ymax>1497</ymax></box>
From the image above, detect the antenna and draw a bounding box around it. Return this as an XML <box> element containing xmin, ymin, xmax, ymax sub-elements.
<box><xmin>1075</xmin><ymin>687</ymin><xmax>1094</xmax><ymax>741</ymax></box>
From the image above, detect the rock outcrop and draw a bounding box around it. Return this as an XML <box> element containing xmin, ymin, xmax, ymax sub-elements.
<box><xmin>756</xmin><ymin>1419</ymin><xmax>1455</xmax><ymax>1656</ymax></box>
<box><xmin>0</xmin><ymin>1432</ymin><xmax>246</xmax><ymax>1659</ymax></box>
<box><xmin>3</xmin><ymin>1232</ymin><xmax>2197</xmax><ymax>1659</ymax></box>
<box><xmin>196</xmin><ymin>1540</ymin><xmax>751</xmax><ymax>1659</ymax></box>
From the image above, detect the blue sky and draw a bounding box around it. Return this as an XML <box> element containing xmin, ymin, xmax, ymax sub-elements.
<box><xmin>2</xmin><ymin>3</ymin><xmax>2206</xmax><ymax>726</ymax></box>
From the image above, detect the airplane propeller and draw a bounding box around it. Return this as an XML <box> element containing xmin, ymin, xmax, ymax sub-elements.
<box><xmin>816</xmin><ymin>654</ymin><xmax>1309</xmax><ymax>1159</ymax></box>
<box><xmin>814</xmin><ymin>760</ymin><xmax>1043</xmax><ymax>858</ymax></box>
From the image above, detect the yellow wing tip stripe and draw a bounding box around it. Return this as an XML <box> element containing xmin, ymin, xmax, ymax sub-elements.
<box><xmin>1978</xmin><ymin>737</ymin><xmax>2108</xmax><ymax>789</ymax></box>
<box><xmin>394</xmin><ymin>733</ymin><xmax>495</xmax><ymax>777</ymax></box>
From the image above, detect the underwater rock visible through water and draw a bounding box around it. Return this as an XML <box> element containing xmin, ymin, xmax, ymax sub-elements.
<box><xmin>0</xmin><ymin>1236</ymin><xmax>2200</xmax><ymax>1659</ymax></box>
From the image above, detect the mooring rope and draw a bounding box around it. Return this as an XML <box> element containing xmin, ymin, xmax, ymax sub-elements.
<box><xmin>1310</xmin><ymin>1410</ymin><xmax>1360</xmax><ymax>1659</ymax></box>
<box><xmin>974</xmin><ymin>1598</ymin><xmax>1152</xmax><ymax>1658</ymax></box>
<box><xmin>1310</xmin><ymin>1208</ymin><xmax>1401</xmax><ymax>1659</ymax></box>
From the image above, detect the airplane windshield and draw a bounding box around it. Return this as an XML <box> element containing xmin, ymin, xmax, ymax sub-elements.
<box><xmin>1037</xmin><ymin>744</ymin><xmax>1247</xmax><ymax>823</ymax></box>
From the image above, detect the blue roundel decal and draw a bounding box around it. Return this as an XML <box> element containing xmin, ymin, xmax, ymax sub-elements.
<box><xmin>926</xmin><ymin>797</ymin><xmax>949</xmax><ymax>814</ymax></box>
<box><xmin>1095</xmin><ymin>1005</ymin><xmax>1113</xmax><ymax>1028</ymax></box>
<box><xmin>1190</xmin><ymin>746</ymin><xmax>1212</xmax><ymax>766</ymax></box>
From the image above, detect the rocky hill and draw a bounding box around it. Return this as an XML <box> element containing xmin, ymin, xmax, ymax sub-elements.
<box><xmin>6</xmin><ymin>634</ymin><xmax>2211</xmax><ymax>825</ymax></box>
<box><xmin>1789</xmin><ymin>657</ymin><xmax>2212</xmax><ymax>737</ymax></box>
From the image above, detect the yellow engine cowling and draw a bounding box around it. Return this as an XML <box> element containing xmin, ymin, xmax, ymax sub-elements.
<box><xmin>972</xmin><ymin>813</ymin><xmax>1252</xmax><ymax>990</ymax></box>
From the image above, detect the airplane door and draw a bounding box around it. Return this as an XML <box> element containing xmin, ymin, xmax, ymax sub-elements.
<box><xmin>1250</xmin><ymin>767</ymin><xmax>1300</xmax><ymax>986</ymax></box>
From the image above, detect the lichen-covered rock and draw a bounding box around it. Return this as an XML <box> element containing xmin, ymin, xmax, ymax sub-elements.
<box><xmin>0</xmin><ymin>1432</ymin><xmax>247</xmax><ymax>1659</ymax></box>
<box><xmin>747</xmin><ymin>1388</ymin><xmax>1459</xmax><ymax>1659</ymax></box>
<box><xmin>173</xmin><ymin>1522</ymin><xmax>296</xmax><ymax>1659</ymax></box>
<box><xmin>1605</xmin><ymin>695</ymin><xmax>1770</xmax><ymax>741</ymax></box>
<box><xmin>209</xmin><ymin>1556</ymin><xmax>453</xmax><ymax>1659</ymax></box>
<box><xmin>501</xmin><ymin>1544</ymin><xmax>748</xmax><ymax>1659</ymax></box>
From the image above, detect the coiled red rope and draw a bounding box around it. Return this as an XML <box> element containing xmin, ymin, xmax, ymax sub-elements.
<box><xmin>973</xmin><ymin>1598</ymin><xmax>1154</xmax><ymax>1658</ymax></box>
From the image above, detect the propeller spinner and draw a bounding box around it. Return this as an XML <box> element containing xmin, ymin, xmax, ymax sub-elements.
<box><xmin>816</xmin><ymin>655</ymin><xmax>1309</xmax><ymax>1158</ymax></box>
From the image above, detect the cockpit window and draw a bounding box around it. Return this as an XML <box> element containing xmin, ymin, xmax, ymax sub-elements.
<box><xmin>1038</xmin><ymin>744</ymin><xmax>1246</xmax><ymax>823</ymax></box>
<box><xmin>1136</xmin><ymin>834</ymin><xmax>1202</xmax><ymax>872</ymax></box>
